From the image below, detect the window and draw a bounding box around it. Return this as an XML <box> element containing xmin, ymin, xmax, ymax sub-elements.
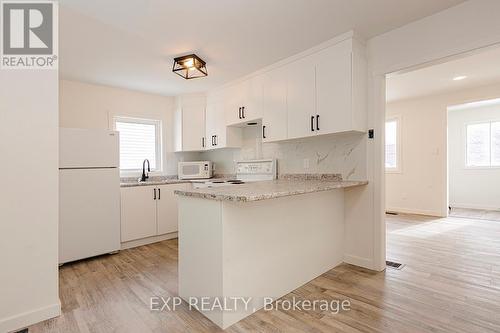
<box><xmin>385</xmin><ymin>118</ymin><xmax>400</xmax><ymax>172</ymax></box>
<box><xmin>114</xmin><ymin>117</ymin><xmax>162</xmax><ymax>171</ymax></box>
<box><xmin>466</xmin><ymin>121</ymin><xmax>500</xmax><ymax>167</ymax></box>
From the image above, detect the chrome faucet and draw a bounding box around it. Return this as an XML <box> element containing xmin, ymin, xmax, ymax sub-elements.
<box><xmin>139</xmin><ymin>159</ymin><xmax>150</xmax><ymax>182</ymax></box>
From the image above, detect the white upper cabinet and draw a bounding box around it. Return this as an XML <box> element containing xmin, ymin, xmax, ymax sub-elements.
<box><xmin>174</xmin><ymin>94</ymin><xmax>207</xmax><ymax>152</ymax></box>
<box><xmin>185</xmin><ymin>34</ymin><xmax>366</xmax><ymax>148</ymax></box>
<box><xmin>225</xmin><ymin>76</ymin><xmax>263</xmax><ymax>126</ymax></box>
<box><xmin>314</xmin><ymin>38</ymin><xmax>366</xmax><ymax>135</ymax></box>
<box><xmin>174</xmin><ymin>106</ymin><xmax>206</xmax><ymax>152</ymax></box>
<box><xmin>206</xmin><ymin>100</ymin><xmax>242</xmax><ymax>149</ymax></box>
<box><xmin>286</xmin><ymin>56</ymin><xmax>316</xmax><ymax>140</ymax></box>
<box><xmin>262</xmin><ymin>66</ymin><xmax>288</xmax><ymax>142</ymax></box>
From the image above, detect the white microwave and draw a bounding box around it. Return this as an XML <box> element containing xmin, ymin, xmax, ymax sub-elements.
<box><xmin>178</xmin><ymin>161</ymin><xmax>213</xmax><ymax>180</ymax></box>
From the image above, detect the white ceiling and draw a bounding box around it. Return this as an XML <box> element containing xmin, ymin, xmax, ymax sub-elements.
<box><xmin>386</xmin><ymin>46</ymin><xmax>500</xmax><ymax>102</ymax></box>
<box><xmin>59</xmin><ymin>0</ymin><xmax>464</xmax><ymax>96</ymax></box>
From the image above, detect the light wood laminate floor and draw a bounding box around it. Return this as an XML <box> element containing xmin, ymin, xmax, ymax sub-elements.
<box><xmin>28</xmin><ymin>214</ymin><xmax>500</xmax><ymax>333</ymax></box>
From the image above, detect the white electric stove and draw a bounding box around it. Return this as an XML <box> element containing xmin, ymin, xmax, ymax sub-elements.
<box><xmin>192</xmin><ymin>159</ymin><xmax>276</xmax><ymax>189</ymax></box>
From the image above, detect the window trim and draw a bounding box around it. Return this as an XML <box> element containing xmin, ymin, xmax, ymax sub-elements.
<box><xmin>464</xmin><ymin>119</ymin><xmax>500</xmax><ymax>170</ymax></box>
<box><xmin>385</xmin><ymin>116</ymin><xmax>402</xmax><ymax>174</ymax></box>
<box><xmin>113</xmin><ymin>116</ymin><xmax>163</xmax><ymax>174</ymax></box>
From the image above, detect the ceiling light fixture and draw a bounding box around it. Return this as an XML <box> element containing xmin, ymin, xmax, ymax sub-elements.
<box><xmin>172</xmin><ymin>54</ymin><xmax>208</xmax><ymax>79</ymax></box>
<box><xmin>452</xmin><ymin>75</ymin><xmax>467</xmax><ymax>81</ymax></box>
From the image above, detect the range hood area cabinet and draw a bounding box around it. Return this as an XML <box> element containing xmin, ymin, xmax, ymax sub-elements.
<box><xmin>224</xmin><ymin>76</ymin><xmax>263</xmax><ymax>126</ymax></box>
<box><xmin>205</xmin><ymin>99</ymin><xmax>243</xmax><ymax>149</ymax></box>
<box><xmin>262</xmin><ymin>37</ymin><xmax>367</xmax><ymax>142</ymax></box>
<box><xmin>174</xmin><ymin>94</ymin><xmax>242</xmax><ymax>151</ymax></box>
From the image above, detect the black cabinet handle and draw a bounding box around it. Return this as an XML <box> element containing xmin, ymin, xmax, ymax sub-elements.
<box><xmin>316</xmin><ymin>115</ymin><xmax>320</xmax><ymax>131</ymax></box>
<box><xmin>153</xmin><ymin>188</ymin><xmax>157</xmax><ymax>200</ymax></box>
<box><xmin>263</xmin><ymin>125</ymin><xmax>266</xmax><ymax>139</ymax></box>
<box><xmin>311</xmin><ymin>116</ymin><xmax>315</xmax><ymax>132</ymax></box>
<box><xmin>202</xmin><ymin>137</ymin><xmax>205</xmax><ymax>148</ymax></box>
<box><xmin>211</xmin><ymin>135</ymin><xmax>215</xmax><ymax>146</ymax></box>
<box><xmin>238</xmin><ymin>107</ymin><xmax>242</xmax><ymax>119</ymax></box>
<box><xmin>214</xmin><ymin>135</ymin><xmax>218</xmax><ymax>146</ymax></box>
<box><xmin>242</xmin><ymin>106</ymin><xmax>245</xmax><ymax>119</ymax></box>
<box><xmin>158</xmin><ymin>188</ymin><xmax>161</xmax><ymax>200</ymax></box>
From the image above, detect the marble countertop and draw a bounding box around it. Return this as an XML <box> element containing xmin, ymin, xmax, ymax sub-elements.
<box><xmin>174</xmin><ymin>179</ymin><xmax>368</xmax><ymax>202</ymax></box>
<box><xmin>120</xmin><ymin>175</ymin><xmax>192</xmax><ymax>187</ymax></box>
<box><xmin>120</xmin><ymin>175</ymin><xmax>236</xmax><ymax>188</ymax></box>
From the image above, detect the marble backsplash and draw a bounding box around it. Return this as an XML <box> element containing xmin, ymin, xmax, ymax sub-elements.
<box><xmin>201</xmin><ymin>127</ymin><xmax>367</xmax><ymax>181</ymax></box>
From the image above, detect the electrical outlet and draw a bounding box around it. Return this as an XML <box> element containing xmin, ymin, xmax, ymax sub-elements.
<box><xmin>303</xmin><ymin>158</ymin><xmax>310</xmax><ymax>170</ymax></box>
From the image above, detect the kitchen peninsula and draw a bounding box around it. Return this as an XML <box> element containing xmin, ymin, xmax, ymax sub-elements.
<box><xmin>175</xmin><ymin>176</ymin><xmax>367</xmax><ymax>329</ymax></box>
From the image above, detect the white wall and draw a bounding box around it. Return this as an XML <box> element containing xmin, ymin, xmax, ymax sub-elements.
<box><xmin>449</xmin><ymin>100</ymin><xmax>500</xmax><ymax>210</ymax></box>
<box><xmin>0</xmin><ymin>71</ymin><xmax>60</xmax><ymax>331</ymax></box>
<box><xmin>386</xmin><ymin>83</ymin><xmax>500</xmax><ymax>216</ymax></box>
<box><xmin>385</xmin><ymin>98</ymin><xmax>447</xmax><ymax>216</ymax></box>
<box><xmin>203</xmin><ymin>127</ymin><xmax>367</xmax><ymax>180</ymax></box>
<box><xmin>59</xmin><ymin>80</ymin><xmax>201</xmax><ymax>176</ymax></box>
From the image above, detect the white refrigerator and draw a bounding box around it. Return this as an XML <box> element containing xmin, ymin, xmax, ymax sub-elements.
<box><xmin>59</xmin><ymin>128</ymin><xmax>121</xmax><ymax>264</ymax></box>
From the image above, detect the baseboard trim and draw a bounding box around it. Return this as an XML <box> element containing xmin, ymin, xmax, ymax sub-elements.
<box><xmin>450</xmin><ymin>203</ymin><xmax>500</xmax><ymax>211</ymax></box>
<box><xmin>386</xmin><ymin>206</ymin><xmax>445</xmax><ymax>217</ymax></box>
<box><xmin>0</xmin><ymin>301</ymin><xmax>60</xmax><ymax>333</ymax></box>
<box><xmin>121</xmin><ymin>232</ymin><xmax>178</xmax><ymax>250</ymax></box>
<box><xmin>343</xmin><ymin>254</ymin><xmax>376</xmax><ymax>270</ymax></box>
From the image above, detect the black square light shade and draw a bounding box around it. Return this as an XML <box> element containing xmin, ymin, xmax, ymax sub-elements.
<box><xmin>172</xmin><ymin>54</ymin><xmax>208</xmax><ymax>79</ymax></box>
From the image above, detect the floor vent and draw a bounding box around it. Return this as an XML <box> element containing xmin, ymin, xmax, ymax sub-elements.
<box><xmin>386</xmin><ymin>211</ymin><xmax>399</xmax><ymax>215</ymax></box>
<box><xmin>386</xmin><ymin>260</ymin><xmax>405</xmax><ymax>270</ymax></box>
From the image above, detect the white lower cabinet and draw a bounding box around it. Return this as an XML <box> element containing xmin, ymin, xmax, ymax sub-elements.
<box><xmin>120</xmin><ymin>183</ymin><xmax>188</xmax><ymax>243</ymax></box>
<box><xmin>157</xmin><ymin>184</ymin><xmax>183</xmax><ymax>234</ymax></box>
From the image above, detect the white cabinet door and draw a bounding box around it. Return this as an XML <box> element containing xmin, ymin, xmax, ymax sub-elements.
<box><xmin>225</xmin><ymin>77</ymin><xmax>263</xmax><ymax>126</ymax></box>
<box><xmin>120</xmin><ymin>186</ymin><xmax>157</xmax><ymax>242</ymax></box>
<box><xmin>262</xmin><ymin>66</ymin><xmax>288</xmax><ymax>142</ymax></box>
<box><xmin>182</xmin><ymin>106</ymin><xmax>206</xmax><ymax>151</ymax></box>
<box><xmin>205</xmin><ymin>102</ymin><xmax>219</xmax><ymax>148</ymax></box>
<box><xmin>224</xmin><ymin>84</ymin><xmax>243</xmax><ymax>126</ymax></box>
<box><xmin>157</xmin><ymin>183</ymin><xmax>188</xmax><ymax>235</ymax></box>
<box><xmin>315</xmin><ymin>39</ymin><xmax>352</xmax><ymax>134</ymax></box>
<box><xmin>241</xmin><ymin>76</ymin><xmax>263</xmax><ymax>122</ymax></box>
<box><xmin>287</xmin><ymin>57</ymin><xmax>316</xmax><ymax>140</ymax></box>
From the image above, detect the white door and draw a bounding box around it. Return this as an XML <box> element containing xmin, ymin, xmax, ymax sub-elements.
<box><xmin>59</xmin><ymin>168</ymin><xmax>121</xmax><ymax>263</ymax></box>
<box><xmin>262</xmin><ymin>66</ymin><xmax>288</xmax><ymax>142</ymax></box>
<box><xmin>157</xmin><ymin>183</ymin><xmax>188</xmax><ymax>235</ymax></box>
<box><xmin>182</xmin><ymin>106</ymin><xmax>206</xmax><ymax>151</ymax></box>
<box><xmin>287</xmin><ymin>57</ymin><xmax>316</xmax><ymax>140</ymax></box>
<box><xmin>120</xmin><ymin>186</ymin><xmax>157</xmax><ymax>242</ymax></box>
<box><xmin>315</xmin><ymin>40</ymin><xmax>352</xmax><ymax>134</ymax></box>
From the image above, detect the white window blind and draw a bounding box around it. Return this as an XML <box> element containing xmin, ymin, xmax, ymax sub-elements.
<box><xmin>466</xmin><ymin>121</ymin><xmax>500</xmax><ymax>167</ymax></box>
<box><xmin>385</xmin><ymin>119</ymin><xmax>399</xmax><ymax>171</ymax></box>
<box><xmin>114</xmin><ymin>117</ymin><xmax>161</xmax><ymax>171</ymax></box>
